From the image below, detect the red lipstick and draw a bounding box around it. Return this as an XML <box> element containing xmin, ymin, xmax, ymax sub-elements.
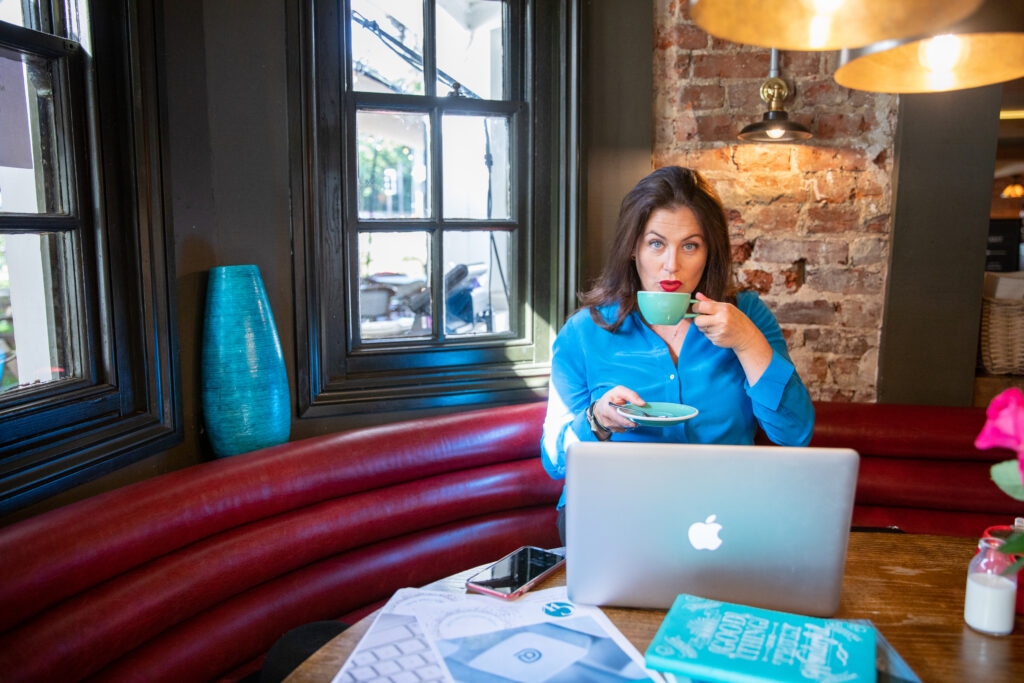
<box><xmin>659</xmin><ymin>280</ymin><xmax>681</xmax><ymax>292</ymax></box>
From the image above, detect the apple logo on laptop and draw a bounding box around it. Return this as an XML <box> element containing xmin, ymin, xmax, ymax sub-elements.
<box><xmin>687</xmin><ymin>514</ymin><xmax>723</xmax><ymax>551</ymax></box>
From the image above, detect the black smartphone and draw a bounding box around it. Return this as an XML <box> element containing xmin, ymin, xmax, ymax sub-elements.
<box><xmin>465</xmin><ymin>546</ymin><xmax>566</xmax><ymax>600</ymax></box>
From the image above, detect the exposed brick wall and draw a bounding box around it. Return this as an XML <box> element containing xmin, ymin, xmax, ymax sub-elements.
<box><xmin>653</xmin><ymin>1</ymin><xmax>898</xmax><ymax>402</ymax></box>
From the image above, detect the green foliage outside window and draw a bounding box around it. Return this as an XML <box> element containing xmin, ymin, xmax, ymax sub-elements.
<box><xmin>358</xmin><ymin>138</ymin><xmax>415</xmax><ymax>216</ymax></box>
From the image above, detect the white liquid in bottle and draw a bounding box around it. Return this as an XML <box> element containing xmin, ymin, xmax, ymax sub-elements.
<box><xmin>964</xmin><ymin>572</ymin><xmax>1017</xmax><ymax>635</ymax></box>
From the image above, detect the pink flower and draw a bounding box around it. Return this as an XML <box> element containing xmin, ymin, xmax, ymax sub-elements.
<box><xmin>975</xmin><ymin>387</ymin><xmax>1024</xmax><ymax>483</ymax></box>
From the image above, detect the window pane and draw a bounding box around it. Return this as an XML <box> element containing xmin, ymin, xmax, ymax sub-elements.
<box><xmin>0</xmin><ymin>0</ymin><xmax>90</xmax><ymax>44</ymax></box>
<box><xmin>0</xmin><ymin>232</ymin><xmax>78</xmax><ymax>394</ymax></box>
<box><xmin>0</xmin><ymin>1</ymin><xmax>32</xmax><ymax>27</ymax></box>
<box><xmin>0</xmin><ymin>47</ymin><xmax>63</xmax><ymax>215</ymax></box>
<box><xmin>443</xmin><ymin>230</ymin><xmax>512</xmax><ymax>336</ymax></box>
<box><xmin>442</xmin><ymin>114</ymin><xmax>509</xmax><ymax>220</ymax></box>
<box><xmin>358</xmin><ymin>231</ymin><xmax>431</xmax><ymax>340</ymax></box>
<box><xmin>357</xmin><ymin>110</ymin><xmax>430</xmax><ymax>219</ymax></box>
<box><xmin>436</xmin><ymin>0</ymin><xmax>505</xmax><ymax>99</ymax></box>
<box><xmin>351</xmin><ymin>0</ymin><xmax>425</xmax><ymax>95</ymax></box>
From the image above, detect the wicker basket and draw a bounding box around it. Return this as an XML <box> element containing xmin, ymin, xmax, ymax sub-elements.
<box><xmin>980</xmin><ymin>296</ymin><xmax>1024</xmax><ymax>375</ymax></box>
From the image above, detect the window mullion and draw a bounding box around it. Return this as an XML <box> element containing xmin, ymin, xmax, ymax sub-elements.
<box><xmin>504</xmin><ymin>0</ymin><xmax>518</xmax><ymax>101</ymax></box>
<box><xmin>0</xmin><ymin>216</ymin><xmax>82</xmax><ymax>232</ymax></box>
<box><xmin>429</xmin><ymin>100</ymin><xmax>443</xmax><ymax>340</ymax></box>
<box><xmin>423</xmin><ymin>0</ymin><xmax>436</xmax><ymax>97</ymax></box>
<box><xmin>426</xmin><ymin>0</ymin><xmax>440</xmax><ymax>341</ymax></box>
<box><xmin>343</xmin><ymin>94</ymin><xmax>359</xmax><ymax>351</ymax></box>
<box><xmin>52</xmin><ymin>43</ymin><xmax>81</xmax><ymax>218</ymax></box>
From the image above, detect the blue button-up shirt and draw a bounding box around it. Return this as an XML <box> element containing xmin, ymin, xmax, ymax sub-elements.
<box><xmin>541</xmin><ymin>290</ymin><xmax>815</xmax><ymax>508</ymax></box>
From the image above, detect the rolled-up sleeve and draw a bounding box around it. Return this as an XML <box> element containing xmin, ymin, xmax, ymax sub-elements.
<box><xmin>741</xmin><ymin>293</ymin><xmax>815</xmax><ymax>447</ymax></box>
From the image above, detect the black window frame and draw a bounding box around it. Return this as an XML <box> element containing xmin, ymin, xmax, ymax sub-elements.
<box><xmin>0</xmin><ymin>0</ymin><xmax>180</xmax><ymax>516</ymax></box>
<box><xmin>292</xmin><ymin>0</ymin><xmax>578</xmax><ymax>417</ymax></box>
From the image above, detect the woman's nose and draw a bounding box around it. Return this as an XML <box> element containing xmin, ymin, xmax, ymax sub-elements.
<box><xmin>662</xmin><ymin>251</ymin><xmax>678</xmax><ymax>272</ymax></box>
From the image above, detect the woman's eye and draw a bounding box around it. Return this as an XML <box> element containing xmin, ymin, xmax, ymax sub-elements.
<box><xmin>648</xmin><ymin>239</ymin><xmax>663</xmax><ymax>249</ymax></box>
<box><xmin>682</xmin><ymin>242</ymin><xmax>698</xmax><ymax>251</ymax></box>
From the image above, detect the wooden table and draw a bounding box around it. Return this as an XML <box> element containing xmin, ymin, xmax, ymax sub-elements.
<box><xmin>286</xmin><ymin>533</ymin><xmax>1024</xmax><ymax>682</ymax></box>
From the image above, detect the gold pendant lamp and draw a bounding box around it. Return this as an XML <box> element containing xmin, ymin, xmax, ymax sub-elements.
<box><xmin>689</xmin><ymin>0</ymin><xmax>984</xmax><ymax>51</ymax></box>
<box><xmin>834</xmin><ymin>0</ymin><xmax>1024</xmax><ymax>93</ymax></box>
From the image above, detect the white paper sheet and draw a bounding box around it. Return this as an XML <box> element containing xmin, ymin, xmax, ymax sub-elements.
<box><xmin>332</xmin><ymin>586</ymin><xmax>665</xmax><ymax>683</ymax></box>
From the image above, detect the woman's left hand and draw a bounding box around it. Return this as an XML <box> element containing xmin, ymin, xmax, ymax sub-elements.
<box><xmin>691</xmin><ymin>292</ymin><xmax>762</xmax><ymax>352</ymax></box>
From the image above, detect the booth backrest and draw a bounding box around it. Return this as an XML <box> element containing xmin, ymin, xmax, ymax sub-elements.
<box><xmin>0</xmin><ymin>402</ymin><xmax>561</xmax><ymax>683</ymax></box>
<box><xmin>809</xmin><ymin>401</ymin><xmax>1022</xmax><ymax>536</ymax></box>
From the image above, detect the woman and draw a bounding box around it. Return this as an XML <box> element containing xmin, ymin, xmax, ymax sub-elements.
<box><xmin>541</xmin><ymin>166</ymin><xmax>814</xmax><ymax>542</ymax></box>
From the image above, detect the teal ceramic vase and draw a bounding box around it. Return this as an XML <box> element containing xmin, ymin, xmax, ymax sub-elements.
<box><xmin>201</xmin><ymin>265</ymin><xmax>290</xmax><ymax>457</ymax></box>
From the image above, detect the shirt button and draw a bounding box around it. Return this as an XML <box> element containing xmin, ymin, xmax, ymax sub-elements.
<box><xmin>669</xmin><ymin>374</ymin><xmax>675</xmax><ymax>380</ymax></box>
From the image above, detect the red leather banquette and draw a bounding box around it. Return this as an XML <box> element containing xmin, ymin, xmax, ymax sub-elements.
<box><xmin>0</xmin><ymin>400</ymin><xmax>1020</xmax><ymax>682</ymax></box>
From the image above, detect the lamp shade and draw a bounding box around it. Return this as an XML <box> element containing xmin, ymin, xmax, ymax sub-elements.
<box><xmin>738</xmin><ymin>111</ymin><xmax>813</xmax><ymax>143</ymax></box>
<box><xmin>834</xmin><ymin>0</ymin><xmax>1024</xmax><ymax>93</ymax></box>
<box><xmin>689</xmin><ymin>0</ymin><xmax>983</xmax><ymax>51</ymax></box>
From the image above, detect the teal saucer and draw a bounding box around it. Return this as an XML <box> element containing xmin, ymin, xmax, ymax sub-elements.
<box><xmin>615</xmin><ymin>402</ymin><xmax>698</xmax><ymax>427</ymax></box>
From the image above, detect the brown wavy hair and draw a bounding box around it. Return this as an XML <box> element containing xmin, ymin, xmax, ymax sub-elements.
<box><xmin>579</xmin><ymin>166</ymin><xmax>735</xmax><ymax>331</ymax></box>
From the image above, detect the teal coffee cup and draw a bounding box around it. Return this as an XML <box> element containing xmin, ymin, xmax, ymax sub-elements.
<box><xmin>637</xmin><ymin>291</ymin><xmax>699</xmax><ymax>325</ymax></box>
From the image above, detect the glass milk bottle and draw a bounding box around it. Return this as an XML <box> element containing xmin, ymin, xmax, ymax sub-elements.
<box><xmin>964</xmin><ymin>536</ymin><xmax>1018</xmax><ymax>636</ymax></box>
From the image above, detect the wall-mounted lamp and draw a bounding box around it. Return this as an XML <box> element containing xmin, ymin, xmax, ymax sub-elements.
<box><xmin>834</xmin><ymin>0</ymin><xmax>1024</xmax><ymax>93</ymax></box>
<box><xmin>738</xmin><ymin>49</ymin><xmax>813</xmax><ymax>143</ymax></box>
<box><xmin>689</xmin><ymin>0</ymin><xmax>982</xmax><ymax>51</ymax></box>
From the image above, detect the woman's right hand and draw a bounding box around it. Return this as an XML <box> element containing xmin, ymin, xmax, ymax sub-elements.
<box><xmin>595</xmin><ymin>386</ymin><xmax>646</xmax><ymax>433</ymax></box>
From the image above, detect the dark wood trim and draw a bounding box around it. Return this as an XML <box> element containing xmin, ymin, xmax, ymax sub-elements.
<box><xmin>292</xmin><ymin>0</ymin><xmax>577</xmax><ymax>417</ymax></box>
<box><xmin>423</xmin><ymin>0</ymin><xmax>437</xmax><ymax>96</ymax></box>
<box><xmin>0</xmin><ymin>20</ymin><xmax>75</xmax><ymax>56</ymax></box>
<box><xmin>288</xmin><ymin>0</ymin><xmax>314</xmax><ymax>418</ymax></box>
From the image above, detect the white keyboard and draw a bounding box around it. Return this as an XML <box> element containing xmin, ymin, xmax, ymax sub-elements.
<box><xmin>334</xmin><ymin>612</ymin><xmax>446</xmax><ymax>683</ymax></box>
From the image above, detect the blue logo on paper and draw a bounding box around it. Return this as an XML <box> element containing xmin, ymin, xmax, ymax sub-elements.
<box><xmin>515</xmin><ymin>648</ymin><xmax>542</xmax><ymax>663</ymax></box>
<box><xmin>543</xmin><ymin>601</ymin><xmax>574</xmax><ymax>617</ymax></box>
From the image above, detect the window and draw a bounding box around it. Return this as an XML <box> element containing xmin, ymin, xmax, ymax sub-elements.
<box><xmin>0</xmin><ymin>8</ymin><xmax>85</xmax><ymax>397</ymax></box>
<box><xmin>295</xmin><ymin>0</ymin><xmax>577</xmax><ymax>415</ymax></box>
<box><xmin>0</xmin><ymin>1</ymin><xmax>178</xmax><ymax>515</ymax></box>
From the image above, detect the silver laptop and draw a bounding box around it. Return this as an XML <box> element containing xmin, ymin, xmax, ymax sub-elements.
<box><xmin>565</xmin><ymin>441</ymin><xmax>859</xmax><ymax>616</ymax></box>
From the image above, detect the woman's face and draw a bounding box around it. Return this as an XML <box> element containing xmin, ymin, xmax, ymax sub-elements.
<box><xmin>633</xmin><ymin>206</ymin><xmax>707</xmax><ymax>293</ymax></box>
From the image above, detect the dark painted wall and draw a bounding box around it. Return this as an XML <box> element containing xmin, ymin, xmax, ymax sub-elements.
<box><xmin>579</xmin><ymin>0</ymin><xmax>653</xmax><ymax>289</ymax></box>
<box><xmin>878</xmin><ymin>87</ymin><xmax>1002</xmax><ymax>405</ymax></box>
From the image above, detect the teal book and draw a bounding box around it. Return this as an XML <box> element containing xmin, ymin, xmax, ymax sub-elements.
<box><xmin>848</xmin><ymin>619</ymin><xmax>920</xmax><ymax>683</ymax></box>
<box><xmin>644</xmin><ymin>594</ymin><xmax>877</xmax><ymax>683</ymax></box>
